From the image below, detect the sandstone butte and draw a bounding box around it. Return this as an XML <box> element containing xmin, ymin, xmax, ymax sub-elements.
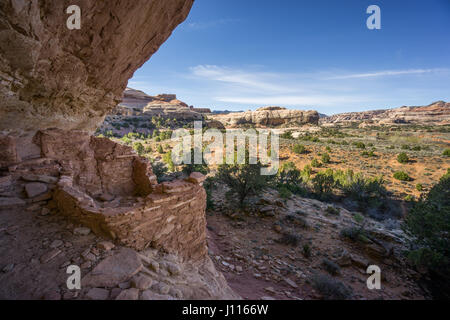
<box><xmin>0</xmin><ymin>0</ymin><xmax>238</xmax><ymax>299</ymax></box>
<box><xmin>210</xmin><ymin>106</ymin><xmax>320</xmax><ymax>127</ymax></box>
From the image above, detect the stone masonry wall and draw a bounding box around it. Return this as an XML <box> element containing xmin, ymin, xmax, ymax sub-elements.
<box><xmin>34</xmin><ymin>129</ymin><xmax>208</xmax><ymax>262</ymax></box>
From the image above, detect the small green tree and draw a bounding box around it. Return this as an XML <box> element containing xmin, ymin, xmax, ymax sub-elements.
<box><xmin>216</xmin><ymin>162</ymin><xmax>272</xmax><ymax>207</ymax></box>
<box><xmin>157</xmin><ymin>144</ymin><xmax>164</xmax><ymax>154</ymax></box>
<box><xmin>162</xmin><ymin>151</ymin><xmax>175</xmax><ymax>172</ymax></box>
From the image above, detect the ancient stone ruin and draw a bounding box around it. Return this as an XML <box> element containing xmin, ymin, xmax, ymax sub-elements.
<box><xmin>0</xmin><ymin>0</ymin><xmax>238</xmax><ymax>299</ymax></box>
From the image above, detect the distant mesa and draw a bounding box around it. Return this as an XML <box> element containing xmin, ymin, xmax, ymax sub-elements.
<box><xmin>320</xmin><ymin>101</ymin><xmax>450</xmax><ymax>126</ymax></box>
<box><xmin>210</xmin><ymin>106</ymin><xmax>320</xmax><ymax>127</ymax></box>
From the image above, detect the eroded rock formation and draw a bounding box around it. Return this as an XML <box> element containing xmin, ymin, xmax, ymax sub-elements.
<box><xmin>320</xmin><ymin>101</ymin><xmax>450</xmax><ymax>126</ymax></box>
<box><xmin>0</xmin><ymin>0</ymin><xmax>194</xmax><ymax>156</ymax></box>
<box><xmin>211</xmin><ymin>106</ymin><xmax>320</xmax><ymax>127</ymax></box>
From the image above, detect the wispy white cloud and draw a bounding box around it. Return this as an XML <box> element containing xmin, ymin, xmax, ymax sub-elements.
<box><xmin>214</xmin><ymin>95</ymin><xmax>366</xmax><ymax>107</ymax></box>
<box><xmin>190</xmin><ymin>65</ymin><xmax>292</xmax><ymax>93</ymax></box>
<box><xmin>326</xmin><ymin>68</ymin><xmax>447</xmax><ymax>79</ymax></box>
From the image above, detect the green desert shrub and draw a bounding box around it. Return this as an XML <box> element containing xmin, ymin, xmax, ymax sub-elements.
<box><xmin>311</xmin><ymin>158</ymin><xmax>322</xmax><ymax>168</ymax></box>
<box><xmin>280</xmin><ymin>131</ymin><xmax>293</xmax><ymax>139</ymax></box>
<box><xmin>416</xmin><ymin>183</ymin><xmax>423</xmax><ymax>192</ymax></box>
<box><xmin>361</xmin><ymin>150</ymin><xmax>376</xmax><ymax>157</ymax></box>
<box><xmin>293</xmin><ymin>144</ymin><xmax>307</xmax><ymax>154</ymax></box>
<box><xmin>120</xmin><ymin>136</ymin><xmax>132</xmax><ymax>145</ymax></box>
<box><xmin>276</xmin><ymin>162</ymin><xmax>306</xmax><ymax>195</ymax></box>
<box><xmin>393</xmin><ymin>171</ymin><xmax>412</xmax><ymax>181</ymax></box>
<box><xmin>397</xmin><ymin>152</ymin><xmax>409</xmax><ymax>164</ymax></box>
<box><xmin>333</xmin><ymin>169</ymin><xmax>386</xmax><ymax>202</ymax></box>
<box><xmin>321</xmin><ymin>153</ymin><xmax>331</xmax><ymax>164</ymax></box>
<box><xmin>311</xmin><ymin>170</ymin><xmax>334</xmax><ymax>198</ymax></box>
<box><xmin>325</xmin><ymin>206</ymin><xmax>340</xmax><ymax>216</ymax></box>
<box><xmin>443</xmin><ymin>149</ymin><xmax>450</xmax><ymax>157</ymax></box>
<box><xmin>157</xmin><ymin>144</ymin><xmax>164</xmax><ymax>154</ymax></box>
<box><xmin>404</xmin><ymin>170</ymin><xmax>450</xmax><ymax>297</ymax></box>
<box><xmin>132</xmin><ymin>142</ymin><xmax>145</xmax><ymax>156</ymax></box>
<box><xmin>353</xmin><ymin>141</ymin><xmax>366</xmax><ymax>149</ymax></box>
<box><xmin>278</xmin><ymin>186</ymin><xmax>293</xmax><ymax>199</ymax></box>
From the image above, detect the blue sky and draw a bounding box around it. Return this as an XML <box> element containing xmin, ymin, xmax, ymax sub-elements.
<box><xmin>128</xmin><ymin>0</ymin><xmax>450</xmax><ymax>115</ymax></box>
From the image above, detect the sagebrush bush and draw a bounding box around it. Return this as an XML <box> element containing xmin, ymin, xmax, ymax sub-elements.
<box><xmin>443</xmin><ymin>149</ymin><xmax>450</xmax><ymax>156</ymax></box>
<box><xmin>311</xmin><ymin>274</ymin><xmax>353</xmax><ymax>300</ymax></box>
<box><xmin>278</xmin><ymin>232</ymin><xmax>300</xmax><ymax>246</ymax></box>
<box><xmin>322</xmin><ymin>258</ymin><xmax>341</xmax><ymax>276</ymax></box>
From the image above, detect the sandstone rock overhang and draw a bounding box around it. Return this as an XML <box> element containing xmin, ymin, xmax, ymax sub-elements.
<box><xmin>0</xmin><ymin>0</ymin><xmax>194</xmax><ymax>140</ymax></box>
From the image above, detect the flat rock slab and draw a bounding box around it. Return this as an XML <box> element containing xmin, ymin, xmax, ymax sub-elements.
<box><xmin>73</xmin><ymin>227</ymin><xmax>91</xmax><ymax>236</ymax></box>
<box><xmin>25</xmin><ymin>182</ymin><xmax>48</xmax><ymax>198</ymax></box>
<box><xmin>0</xmin><ymin>197</ymin><xmax>25</xmax><ymax>209</ymax></box>
<box><xmin>22</xmin><ymin>174</ymin><xmax>58</xmax><ymax>184</ymax></box>
<box><xmin>82</xmin><ymin>248</ymin><xmax>143</xmax><ymax>288</ymax></box>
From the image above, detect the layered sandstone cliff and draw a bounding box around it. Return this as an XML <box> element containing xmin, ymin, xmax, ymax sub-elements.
<box><xmin>320</xmin><ymin>101</ymin><xmax>450</xmax><ymax>126</ymax></box>
<box><xmin>210</xmin><ymin>106</ymin><xmax>320</xmax><ymax>127</ymax></box>
<box><xmin>113</xmin><ymin>87</ymin><xmax>203</xmax><ymax>121</ymax></box>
